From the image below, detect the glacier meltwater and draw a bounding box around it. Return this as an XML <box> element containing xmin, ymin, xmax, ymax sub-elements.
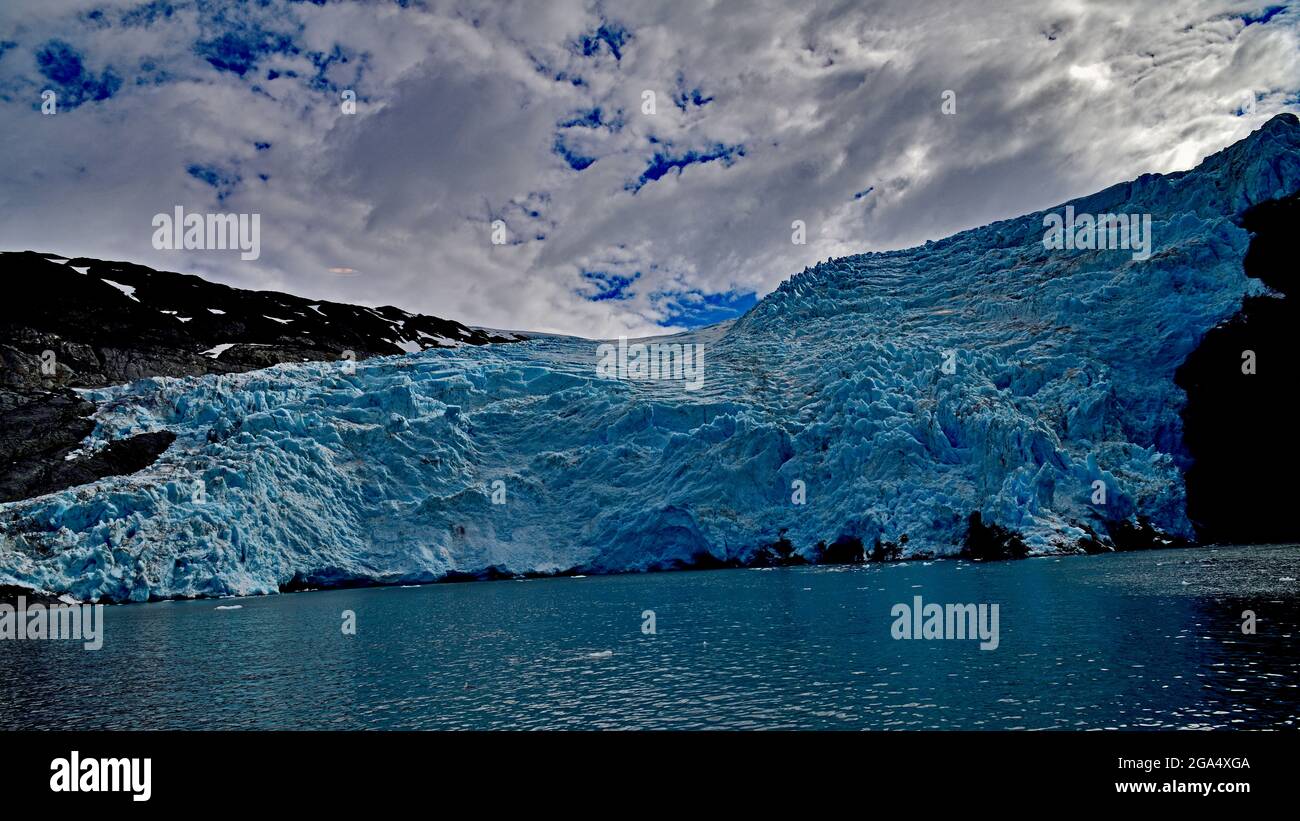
<box><xmin>3</xmin><ymin>116</ymin><xmax>1299</xmax><ymax>602</ymax></box>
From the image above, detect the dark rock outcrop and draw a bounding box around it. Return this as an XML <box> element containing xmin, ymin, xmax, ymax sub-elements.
<box><xmin>0</xmin><ymin>251</ymin><xmax>523</xmax><ymax>503</ymax></box>
<box><xmin>962</xmin><ymin>511</ymin><xmax>1029</xmax><ymax>561</ymax></box>
<box><xmin>1</xmin><ymin>431</ymin><xmax>177</xmax><ymax>502</ymax></box>
<box><xmin>1175</xmin><ymin>192</ymin><xmax>1299</xmax><ymax>544</ymax></box>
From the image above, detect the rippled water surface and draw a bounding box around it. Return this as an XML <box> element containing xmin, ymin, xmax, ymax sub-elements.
<box><xmin>3</xmin><ymin>544</ymin><xmax>1298</xmax><ymax>729</ymax></box>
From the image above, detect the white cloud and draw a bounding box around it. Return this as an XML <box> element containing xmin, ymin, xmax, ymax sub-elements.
<box><xmin>0</xmin><ymin>0</ymin><xmax>1296</xmax><ymax>337</ymax></box>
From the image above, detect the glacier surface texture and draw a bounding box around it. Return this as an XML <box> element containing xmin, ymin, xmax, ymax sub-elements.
<box><xmin>3</xmin><ymin>116</ymin><xmax>1299</xmax><ymax>601</ymax></box>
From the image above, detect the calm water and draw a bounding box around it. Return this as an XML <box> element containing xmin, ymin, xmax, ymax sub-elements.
<box><xmin>2</xmin><ymin>544</ymin><xmax>1298</xmax><ymax>730</ymax></box>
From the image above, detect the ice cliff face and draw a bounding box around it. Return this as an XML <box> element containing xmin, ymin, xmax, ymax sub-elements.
<box><xmin>2</xmin><ymin>115</ymin><xmax>1299</xmax><ymax>602</ymax></box>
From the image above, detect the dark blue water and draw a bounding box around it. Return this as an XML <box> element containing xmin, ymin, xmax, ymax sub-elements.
<box><xmin>2</xmin><ymin>544</ymin><xmax>1298</xmax><ymax>729</ymax></box>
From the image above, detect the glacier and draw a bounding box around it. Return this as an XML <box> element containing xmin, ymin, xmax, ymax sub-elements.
<box><xmin>3</xmin><ymin>114</ymin><xmax>1299</xmax><ymax>602</ymax></box>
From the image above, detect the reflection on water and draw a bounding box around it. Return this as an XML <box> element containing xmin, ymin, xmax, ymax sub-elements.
<box><xmin>2</xmin><ymin>544</ymin><xmax>1297</xmax><ymax>729</ymax></box>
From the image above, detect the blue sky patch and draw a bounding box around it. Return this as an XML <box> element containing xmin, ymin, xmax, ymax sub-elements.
<box><xmin>35</xmin><ymin>40</ymin><xmax>122</xmax><ymax>109</ymax></box>
<box><xmin>195</xmin><ymin>26</ymin><xmax>300</xmax><ymax>77</ymax></box>
<box><xmin>1241</xmin><ymin>5</ymin><xmax>1287</xmax><ymax>25</ymax></box>
<box><xmin>673</xmin><ymin>73</ymin><xmax>714</xmax><ymax>111</ymax></box>
<box><xmin>187</xmin><ymin>163</ymin><xmax>242</xmax><ymax>203</ymax></box>
<box><xmin>674</xmin><ymin>87</ymin><xmax>714</xmax><ymax>110</ymax></box>
<box><xmin>576</xmin><ymin>22</ymin><xmax>631</xmax><ymax>61</ymax></box>
<box><xmin>627</xmin><ymin>142</ymin><xmax>745</xmax><ymax>192</ymax></box>
<box><xmin>558</xmin><ymin>106</ymin><xmax>622</xmax><ymax>131</ymax></box>
<box><xmin>79</xmin><ymin>8</ymin><xmax>111</xmax><ymax>30</ymax></box>
<box><xmin>120</xmin><ymin>0</ymin><xmax>178</xmax><ymax>28</ymax></box>
<box><xmin>306</xmin><ymin>43</ymin><xmax>364</xmax><ymax>93</ymax></box>
<box><xmin>554</xmin><ymin>136</ymin><xmax>597</xmax><ymax>170</ymax></box>
<box><xmin>579</xmin><ymin>270</ymin><xmax>640</xmax><ymax>301</ymax></box>
<box><xmin>654</xmin><ymin>289</ymin><xmax>758</xmax><ymax>328</ymax></box>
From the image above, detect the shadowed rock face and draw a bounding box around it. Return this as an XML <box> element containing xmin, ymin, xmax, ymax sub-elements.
<box><xmin>1175</xmin><ymin>191</ymin><xmax>1300</xmax><ymax>544</ymax></box>
<box><xmin>3</xmin><ymin>431</ymin><xmax>178</xmax><ymax>504</ymax></box>
<box><xmin>0</xmin><ymin>251</ymin><xmax>522</xmax><ymax>502</ymax></box>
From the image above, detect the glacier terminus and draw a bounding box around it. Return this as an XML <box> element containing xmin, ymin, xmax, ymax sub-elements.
<box><xmin>1</xmin><ymin>115</ymin><xmax>1298</xmax><ymax>603</ymax></box>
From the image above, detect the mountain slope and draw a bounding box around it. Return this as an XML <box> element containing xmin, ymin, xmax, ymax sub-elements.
<box><xmin>1</xmin><ymin>115</ymin><xmax>1297</xmax><ymax>602</ymax></box>
<box><xmin>0</xmin><ymin>252</ymin><xmax>521</xmax><ymax>501</ymax></box>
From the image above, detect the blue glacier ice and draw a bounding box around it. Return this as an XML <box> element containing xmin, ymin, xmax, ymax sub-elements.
<box><xmin>3</xmin><ymin>115</ymin><xmax>1299</xmax><ymax>602</ymax></box>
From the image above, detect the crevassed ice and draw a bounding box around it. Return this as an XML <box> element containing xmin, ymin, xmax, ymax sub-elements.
<box><xmin>2</xmin><ymin>116</ymin><xmax>1299</xmax><ymax>602</ymax></box>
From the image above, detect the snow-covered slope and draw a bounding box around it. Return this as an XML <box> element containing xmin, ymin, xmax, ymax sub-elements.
<box><xmin>3</xmin><ymin>115</ymin><xmax>1299</xmax><ymax>602</ymax></box>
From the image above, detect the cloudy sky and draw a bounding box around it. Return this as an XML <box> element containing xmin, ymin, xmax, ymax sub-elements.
<box><xmin>1</xmin><ymin>0</ymin><xmax>1297</xmax><ymax>337</ymax></box>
